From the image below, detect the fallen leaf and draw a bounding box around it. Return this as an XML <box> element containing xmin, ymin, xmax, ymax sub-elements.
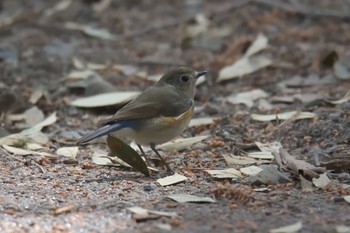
<box><xmin>299</xmin><ymin>174</ymin><xmax>314</xmax><ymax>192</ymax></box>
<box><xmin>157</xmin><ymin>135</ymin><xmax>209</xmax><ymax>151</ymax></box>
<box><xmin>227</xmin><ymin>89</ymin><xmax>268</xmax><ymax>108</ymax></box>
<box><xmin>44</xmin><ymin>0</ymin><xmax>72</xmax><ymax>17</ymax></box>
<box><xmin>327</xmin><ymin>91</ymin><xmax>350</xmax><ymax>105</ymax></box>
<box><xmin>107</xmin><ymin>136</ymin><xmax>149</xmax><ymax>176</ymax></box>
<box><xmin>65</xmin><ymin>22</ymin><xmax>116</xmax><ymax>40</ymax></box>
<box><xmin>335</xmin><ymin>225</ymin><xmax>350</xmax><ymax>233</ymax></box>
<box><xmin>29</xmin><ymin>88</ymin><xmax>45</xmax><ymax>104</ymax></box>
<box><xmin>251</xmin><ymin>111</ymin><xmax>317</xmax><ymax>122</ymax></box>
<box><xmin>65</xmin><ymin>70</ymin><xmax>97</xmax><ymax>80</ymax></box>
<box><xmin>54</xmin><ymin>204</ymin><xmax>75</xmax><ymax>215</ymax></box>
<box><xmin>127</xmin><ymin>207</ymin><xmax>177</xmax><ymax>218</ymax></box>
<box><xmin>240</xmin><ymin>165</ymin><xmax>263</xmax><ymax>176</ymax></box>
<box><xmin>157</xmin><ymin>173</ymin><xmax>188</xmax><ymax>186</ymax></box>
<box><xmin>245</xmin><ymin>33</ymin><xmax>269</xmax><ymax>57</ymax></box>
<box><xmin>269</xmin><ymin>221</ymin><xmax>302</xmax><ymax>233</ymax></box>
<box><xmin>56</xmin><ymin>147</ymin><xmax>78</xmax><ymax>159</ymax></box>
<box><xmin>255</xmin><ymin>141</ymin><xmax>282</xmax><ymax>153</ymax></box>
<box><xmin>2</xmin><ymin>145</ymin><xmax>55</xmax><ymax>157</ymax></box>
<box><xmin>205</xmin><ymin>168</ymin><xmax>242</xmax><ymax>179</ymax></box>
<box><xmin>343</xmin><ymin>195</ymin><xmax>350</xmax><ymax>203</ymax></box>
<box><xmin>70</xmin><ymin>92</ymin><xmax>139</xmax><ymax>108</ymax></box>
<box><xmin>334</xmin><ymin>61</ymin><xmax>350</xmax><ymax>80</ymax></box>
<box><xmin>185</xmin><ymin>13</ymin><xmax>210</xmax><ymax>38</ymax></box>
<box><xmin>218</xmin><ymin>55</ymin><xmax>272</xmax><ymax>82</ymax></box>
<box><xmin>20</xmin><ymin>112</ymin><xmax>57</xmax><ymax>135</ymax></box>
<box><xmin>167</xmin><ymin>194</ymin><xmax>216</xmax><ymax>203</ymax></box>
<box><xmin>8</xmin><ymin>106</ymin><xmax>45</xmax><ymax>128</ymax></box>
<box><xmin>0</xmin><ymin>131</ymin><xmax>49</xmax><ymax>146</ymax></box>
<box><xmin>312</xmin><ymin>173</ymin><xmax>330</xmax><ymax>188</ymax></box>
<box><xmin>247</xmin><ymin>151</ymin><xmax>274</xmax><ymax>160</ymax></box>
<box><xmin>223</xmin><ymin>154</ymin><xmax>257</xmax><ymax>166</ymax></box>
<box><xmin>91</xmin><ymin>149</ymin><xmax>122</xmax><ymax>167</ymax></box>
<box><xmin>189</xmin><ymin>117</ymin><xmax>216</xmax><ymax>127</ymax></box>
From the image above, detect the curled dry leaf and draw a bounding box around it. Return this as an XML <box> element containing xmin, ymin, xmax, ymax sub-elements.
<box><xmin>217</xmin><ymin>34</ymin><xmax>272</xmax><ymax>82</ymax></box>
<box><xmin>91</xmin><ymin>149</ymin><xmax>123</xmax><ymax>167</ymax></box>
<box><xmin>157</xmin><ymin>135</ymin><xmax>209</xmax><ymax>152</ymax></box>
<box><xmin>327</xmin><ymin>91</ymin><xmax>350</xmax><ymax>105</ymax></box>
<box><xmin>65</xmin><ymin>70</ymin><xmax>97</xmax><ymax>81</ymax></box>
<box><xmin>335</xmin><ymin>225</ymin><xmax>350</xmax><ymax>233</ymax></box>
<box><xmin>70</xmin><ymin>92</ymin><xmax>139</xmax><ymax>108</ymax></box>
<box><xmin>0</xmin><ymin>132</ymin><xmax>49</xmax><ymax>146</ymax></box>
<box><xmin>272</xmin><ymin>148</ymin><xmax>326</xmax><ymax>179</ymax></box>
<box><xmin>247</xmin><ymin>151</ymin><xmax>274</xmax><ymax>160</ymax></box>
<box><xmin>107</xmin><ymin>136</ymin><xmax>149</xmax><ymax>176</ymax></box>
<box><xmin>251</xmin><ymin>111</ymin><xmax>317</xmax><ymax>122</ymax></box>
<box><xmin>240</xmin><ymin>165</ymin><xmax>263</xmax><ymax>176</ymax></box>
<box><xmin>255</xmin><ymin>141</ymin><xmax>283</xmax><ymax>153</ymax></box>
<box><xmin>157</xmin><ymin>173</ymin><xmax>188</xmax><ymax>186</ymax></box>
<box><xmin>20</xmin><ymin>112</ymin><xmax>57</xmax><ymax>135</ymax></box>
<box><xmin>44</xmin><ymin>0</ymin><xmax>72</xmax><ymax>17</ymax></box>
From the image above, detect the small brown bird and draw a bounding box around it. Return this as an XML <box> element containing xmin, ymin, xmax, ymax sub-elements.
<box><xmin>77</xmin><ymin>67</ymin><xmax>207</xmax><ymax>171</ymax></box>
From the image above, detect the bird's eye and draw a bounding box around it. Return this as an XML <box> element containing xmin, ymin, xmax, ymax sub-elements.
<box><xmin>180</xmin><ymin>75</ymin><xmax>189</xmax><ymax>82</ymax></box>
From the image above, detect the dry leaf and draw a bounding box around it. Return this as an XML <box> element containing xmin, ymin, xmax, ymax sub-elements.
<box><xmin>223</xmin><ymin>154</ymin><xmax>258</xmax><ymax>166</ymax></box>
<box><xmin>335</xmin><ymin>225</ymin><xmax>350</xmax><ymax>233</ymax></box>
<box><xmin>312</xmin><ymin>173</ymin><xmax>330</xmax><ymax>188</ymax></box>
<box><xmin>218</xmin><ymin>55</ymin><xmax>272</xmax><ymax>82</ymax></box>
<box><xmin>56</xmin><ymin>147</ymin><xmax>78</xmax><ymax>159</ymax></box>
<box><xmin>65</xmin><ymin>22</ymin><xmax>116</xmax><ymax>40</ymax></box>
<box><xmin>255</xmin><ymin>141</ymin><xmax>283</xmax><ymax>153</ymax></box>
<box><xmin>251</xmin><ymin>111</ymin><xmax>317</xmax><ymax>122</ymax></box>
<box><xmin>157</xmin><ymin>135</ymin><xmax>209</xmax><ymax>152</ymax></box>
<box><xmin>343</xmin><ymin>195</ymin><xmax>350</xmax><ymax>204</ymax></box>
<box><xmin>189</xmin><ymin>117</ymin><xmax>216</xmax><ymax>127</ymax></box>
<box><xmin>2</xmin><ymin>145</ymin><xmax>55</xmax><ymax>157</ymax></box>
<box><xmin>127</xmin><ymin>207</ymin><xmax>177</xmax><ymax>218</ymax></box>
<box><xmin>269</xmin><ymin>221</ymin><xmax>303</xmax><ymax>233</ymax></box>
<box><xmin>186</xmin><ymin>13</ymin><xmax>210</xmax><ymax>38</ymax></box>
<box><xmin>54</xmin><ymin>204</ymin><xmax>75</xmax><ymax>215</ymax></box>
<box><xmin>70</xmin><ymin>92</ymin><xmax>139</xmax><ymax>108</ymax></box>
<box><xmin>107</xmin><ymin>136</ymin><xmax>149</xmax><ymax>176</ymax></box>
<box><xmin>205</xmin><ymin>168</ymin><xmax>242</xmax><ymax>179</ymax></box>
<box><xmin>240</xmin><ymin>166</ymin><xmax>263</xmax><ymax>176</ymax></box>
<box><xmin>245</xmin><ymin>34</ymin><xmax>269</xmax><ymax>57</ymax></box>
<box><xmin>157</xmin><ymin>173</ymin><xmax>188</xmax><ymax>186</ymax></box>
<box><xmin>167</xmin><ymin>194</ymin><xmax>216</xmax><ymax>203</ymax></box>
<box><xmin>334</xmin><ymin>62</ymin><xmax>350</xmax><ymax>80</ymax></box>
<box><xmin>29</xmin><ymin>88</ymin><xmax>45</xmax><ymax>104</ymax></box>
<box><xmin>0</xmin><ymin>131</ymin><xmax>49</xmax><ymax>146</ymax></box>
<box><xmin>227</xmin><ymin>89</ymin><xmax>268</xmax><ymax>107</ymax></box>
<box><xmin>327</xmin><ymin>91</ymin><xmax>350</xmax><ymax>105</ymax></box>
<box><xmin>218</xmin><ymin>34</ymin><xmax>271</xmax><ymax>82</ymax></box>
<box><xmin>91</xmin><ymin>149</ymin><xmax>122</xmax><ymax>167</ymax></box>
<box><xmin>44</xmin><ymin>0</ymin><xmax>72</xmax><ymax>17</ymax></box>
<box><xmin>65</xmin><ymin>70</ymin><xmax>97</xmax><ymax>80</ymax></box>
<box><xmin>247</xmin><ymin>151</ymin><xmax>274</xmax><ymax>160</ymax></box>
<box><xmin>20</xmin><ymin>112</ymin><xmax>57</xmax><ymax>135</ymax></box>
<box><xmin>299</xmin><ymin>174</ymin><xmax>314</xmax><ymax>192</ymax></box>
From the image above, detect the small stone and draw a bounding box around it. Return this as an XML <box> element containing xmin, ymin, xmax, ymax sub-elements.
<box><xmin>249</xmin><ymin>165</ymin><xmax>292</xmax><ymax>185</ymax></box>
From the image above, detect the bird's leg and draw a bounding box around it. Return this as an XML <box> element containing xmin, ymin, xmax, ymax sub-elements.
<box><xmin>150</xmin><ymin>143</ymin><xmax>173</xmax><ymax>173</ymax></box>
<box><xmin>137</xmin><ymin>144</ymin><xmax>151</xmax><ymax>166</ymax></box>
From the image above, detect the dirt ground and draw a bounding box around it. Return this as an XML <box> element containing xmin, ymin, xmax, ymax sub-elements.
<box><xmin>1</xmin><ymin>0</ymin><xmax>350</xmax><ymax>232</ymax></box>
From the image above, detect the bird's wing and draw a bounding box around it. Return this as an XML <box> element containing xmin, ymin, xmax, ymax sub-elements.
<box><xmin>98</xmin><ymin>86</ymin><xmax>193</xmax><ymax>126</ymax></box>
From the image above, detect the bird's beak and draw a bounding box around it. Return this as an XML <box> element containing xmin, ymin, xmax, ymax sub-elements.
<box><xmin>195</xmin><ymin>71</ymin><xmax>207</xmax><ymax>79</ymax></box>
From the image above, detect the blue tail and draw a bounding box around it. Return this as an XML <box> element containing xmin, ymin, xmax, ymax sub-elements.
<box><xmin>77</xmin><ymin>123</ymin><xmax>123</xmax><ymax>145</ymax></box>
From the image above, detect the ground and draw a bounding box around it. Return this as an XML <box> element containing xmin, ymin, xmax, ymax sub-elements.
<box><xmin>0</xmin><ymin>0</ymin><xmax>350</xmax><ymax>232</ymax></box>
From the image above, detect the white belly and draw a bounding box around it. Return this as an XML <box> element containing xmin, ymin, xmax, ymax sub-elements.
<box><xmin>111</xmin><ymin>108</ymin><xmax>193</xmax><ymax>145</ymax></box>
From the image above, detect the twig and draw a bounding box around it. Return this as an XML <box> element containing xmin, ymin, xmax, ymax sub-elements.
<box><xmin>252</xmin><ymin>0</ymin><xmax>350</xmax><ymax>19</ymax></box>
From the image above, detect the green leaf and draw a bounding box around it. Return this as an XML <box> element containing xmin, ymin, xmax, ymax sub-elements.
<box><xmin>107</xmin><ymin>136</ymin><xmax>149</xmax><ymax>176</ymax></box>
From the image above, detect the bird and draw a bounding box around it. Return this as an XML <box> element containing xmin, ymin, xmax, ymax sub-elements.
<box><xmin>77</xmin><ymin>67</ymin><xmax>207</xmax><ymax>172</ymax></box>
